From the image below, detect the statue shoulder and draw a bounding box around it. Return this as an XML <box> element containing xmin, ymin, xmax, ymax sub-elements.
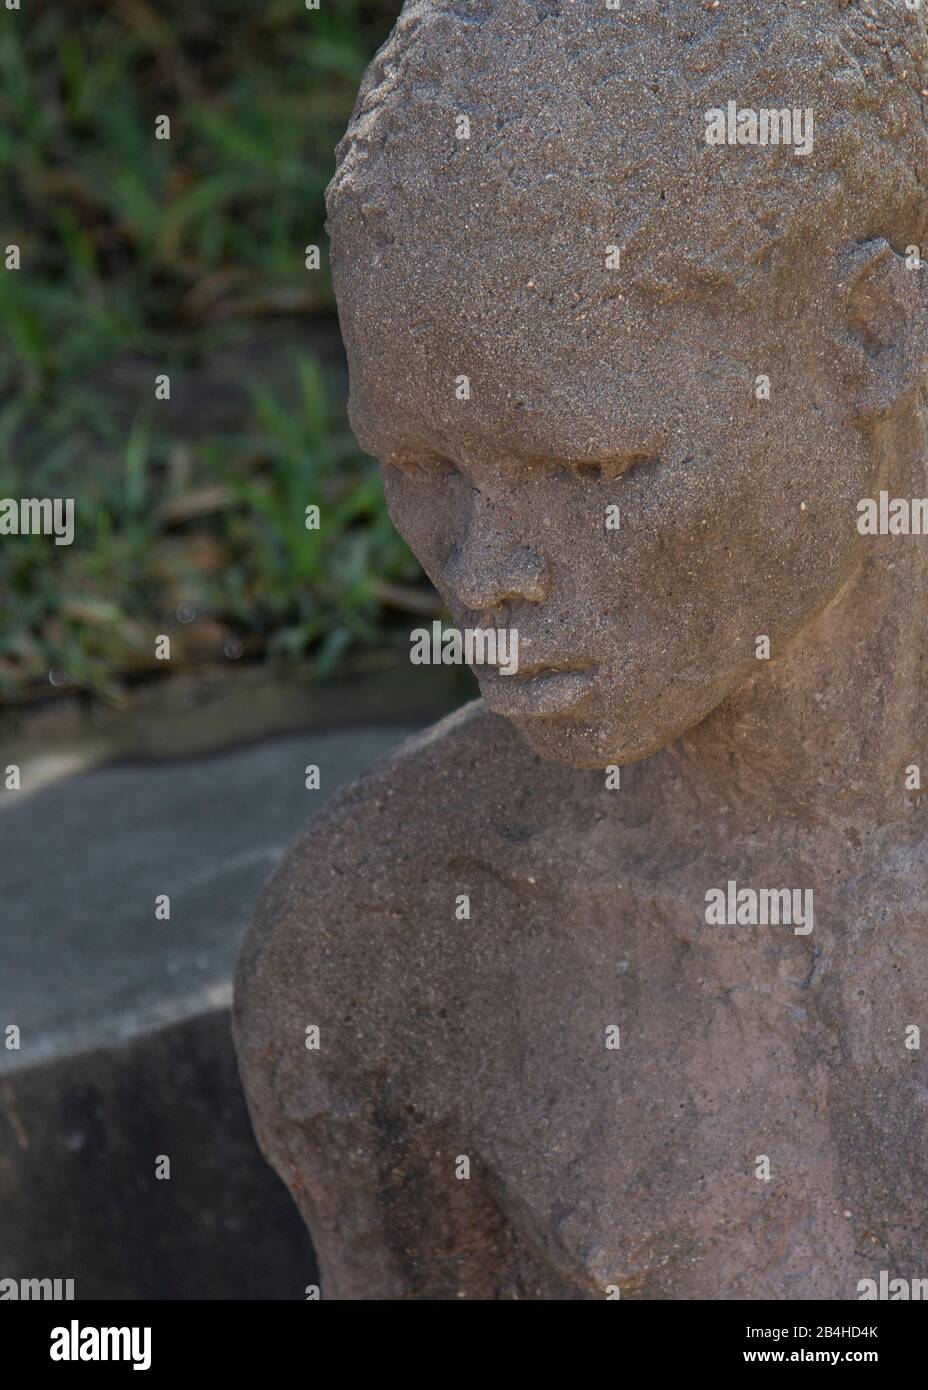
<box><xmin>267</xmin><ymin>698</ymin><xmax>515</xmax><ymax>904</ymax></box>
<box><xmin>234</xmin><ymin>700</ymin><xmax>515</xmax><ymax>1011</ymax></box>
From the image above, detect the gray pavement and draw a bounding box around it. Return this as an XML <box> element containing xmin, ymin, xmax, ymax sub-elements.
<box><xmin>0</xmin><ymin>726</ymin><xmax>416</xmax><ymax>1072</ymax></box>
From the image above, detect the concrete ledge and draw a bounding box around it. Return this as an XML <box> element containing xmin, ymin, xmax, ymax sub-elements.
<box><xmin>0</xmin><ymin>720</ymin><xmax>431</xmax><ymax>1296</ymax></box>
<box><xmin>0</xmin><ymin>1009</ymin><xmax>316</xmax><ymax>1300</ymax></box>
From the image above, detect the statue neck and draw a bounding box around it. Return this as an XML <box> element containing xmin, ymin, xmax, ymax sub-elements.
<box><xmin>672</xmin><ymin>406</ymin><xmax>928</xmax><ymax>836</ymax></box>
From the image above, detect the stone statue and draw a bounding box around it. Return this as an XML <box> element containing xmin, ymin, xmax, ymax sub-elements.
<box><xmin>234</xmin><ymin>0</ymin><xmax>928</xmax><ymax>1299</ymax></box>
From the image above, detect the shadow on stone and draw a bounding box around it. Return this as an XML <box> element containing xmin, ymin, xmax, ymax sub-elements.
<box><xmin>0</xmin><ymin>1009</ymin><xmax>316</xmax><ymax>1300</ymax></box>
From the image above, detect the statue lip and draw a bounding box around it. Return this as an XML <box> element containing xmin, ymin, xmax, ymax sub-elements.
<box><xmin>476</xmin><ymin>663</ymin><xmax>597</xmax><ymax>717</ymax></box>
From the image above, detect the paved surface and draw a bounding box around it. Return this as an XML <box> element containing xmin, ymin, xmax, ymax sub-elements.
<box><xmin>0</xmin><ymin>726</ymin><xmax>417</xmax><ymax>1072</ymax></box>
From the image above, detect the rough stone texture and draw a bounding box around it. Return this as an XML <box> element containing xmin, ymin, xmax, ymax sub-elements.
<box><xmin>236</xmin><ymin>704</ymin><xmax>928</xmax><ymax>1299</ymax></box>
<box><xmin>235</xmin><ymin>0</ymin><xmax>928</xmax><ymax>1299</ymax></box>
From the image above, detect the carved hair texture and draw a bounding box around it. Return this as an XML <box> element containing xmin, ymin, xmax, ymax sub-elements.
<box><xmin>326</xmin><ymin>0</ymin><xmax>928</xmax><ymax>308</ymax></box>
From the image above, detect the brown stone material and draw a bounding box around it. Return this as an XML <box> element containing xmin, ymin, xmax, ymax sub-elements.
<box><xmin>234</xmin><ymin>0</ymin><xmax>928</xmax><ymax>1298</ymax></box>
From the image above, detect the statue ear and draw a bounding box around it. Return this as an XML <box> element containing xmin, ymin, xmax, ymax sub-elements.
<box><xmin>838</xmin><ymin>237</ymin><xmax>928</xmax><ymax>425</ymax></box>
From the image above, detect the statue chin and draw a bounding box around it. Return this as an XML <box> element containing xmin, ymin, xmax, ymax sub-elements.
<box><xmin>505</xmin><ymin>714</ymin><xmax>654</xmax><ymax>771</ymax></box>
<box><xmin>504</xmin><ymin>678</ymin><xmax>736</xmax><ymax>771</ymax></box>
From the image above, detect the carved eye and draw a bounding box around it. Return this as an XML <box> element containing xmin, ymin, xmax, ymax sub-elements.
<box><xmin>616</xmin><ymin>453</ymin><xmax>660</xmax><ymax>481</ymax></box>
<box><xmin>574</xmin><ymin>461</ymin><xmax>606</xmax><ymax>481</ymax></box>
<box><xmin>572</xmin><ymin>454</ymin><xmax>659</xmax><ymax>482</ymax></box>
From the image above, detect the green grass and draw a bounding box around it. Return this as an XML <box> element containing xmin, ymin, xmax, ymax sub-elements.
<box><xmin>0</xmin><ymin>0</ymin><xmax>424</xmax><ymax>701</ymax></box>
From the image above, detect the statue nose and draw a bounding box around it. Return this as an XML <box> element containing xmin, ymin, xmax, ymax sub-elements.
<box><xmin>444</xmin><ymin>544</ymin><xmax>550</xmax><ymax>612</ymax></box>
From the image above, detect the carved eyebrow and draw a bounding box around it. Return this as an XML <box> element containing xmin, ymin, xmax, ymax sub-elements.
<box><xmin>383</xmin><ymin>455</ymin><xmax>464</xmax><ymax>483</ymax></box>
<box><xmin>386</xmin><ymin>453</ymin><xmax>462</xmax><ymax>478</ymax></box>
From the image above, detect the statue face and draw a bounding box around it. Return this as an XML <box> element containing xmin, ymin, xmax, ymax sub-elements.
<box><xmin>325</xmin><ymin>0</ymin><xmax>928</xmax><ymax>772</ymax></box>
<box><xmin>328</xmin><ymin>0</ymin><xmax>924</xmax><ymax>770</ymax></box>
<box><xmin>347</xmin><ymin>267</ymin><xmax>871</xmax><ymax>768</ymax></box>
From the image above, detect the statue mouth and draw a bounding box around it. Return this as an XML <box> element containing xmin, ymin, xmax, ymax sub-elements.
<box><xmin>476</xmin><ymin>664</ymin><xmax>597</xmax><ymax>718</ymax></box>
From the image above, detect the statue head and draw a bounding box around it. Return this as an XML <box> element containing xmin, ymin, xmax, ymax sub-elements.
<box><xmin>327</xmin><ymin>0</ymin><xmax>928</xmax><ymax>768</ymax></box>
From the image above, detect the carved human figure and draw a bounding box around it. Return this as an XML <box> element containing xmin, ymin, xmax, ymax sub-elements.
<box><xmin>235</xmin><ymin>0</ymin><xmax>928</xmax><ymax>1299</ymax></box>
